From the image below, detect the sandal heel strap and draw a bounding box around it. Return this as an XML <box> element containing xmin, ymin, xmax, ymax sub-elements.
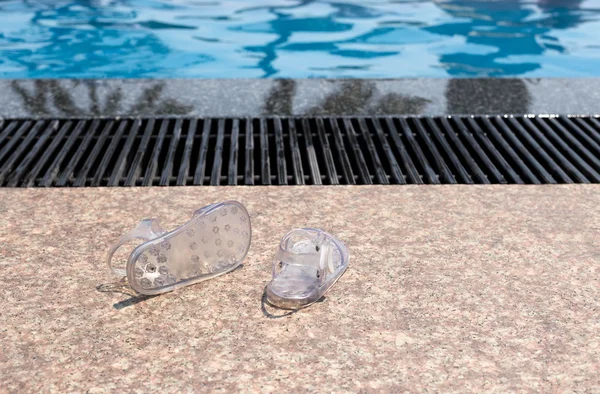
<box><xmin>274</xmin><ymin>243</ymin><xmax>335</xmax><ymax>282</ymax></box>
<box><xmin>275</xmin><ymin>248</ymin><xmax>321</xmax><ymax>269</ymax></box>
<box><xmin>105</xmin><ymin>218</ymin><xmax>165</xmax><ymax>277</ymax></box>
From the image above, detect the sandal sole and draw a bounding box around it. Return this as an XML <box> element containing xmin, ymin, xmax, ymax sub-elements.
<box><xmin>127</xmin><ymin>201</ymin><xmax>251</xmax><ymax>295</ymax></box>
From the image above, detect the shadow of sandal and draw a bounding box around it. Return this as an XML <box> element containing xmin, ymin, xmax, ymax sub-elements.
<box><xmin>96</xmin><ymin>278</ymin><xmax>156</xmax><ymax>310</ymax></box>
<box><xmin>260</xmin><ymin>288</ymin><xmax>326</xmax><ymax>319</ymax></box>
<box><xmin>97</xmin><ymin>264</ymin><xmax>246</xmax><ymax>310</ymax></box>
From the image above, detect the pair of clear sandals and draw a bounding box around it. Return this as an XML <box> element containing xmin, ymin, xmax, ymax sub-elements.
<box><xmin>106</xmin><ymin>201</ymin><xmax>349</xmax><ymax>310</ymax></box>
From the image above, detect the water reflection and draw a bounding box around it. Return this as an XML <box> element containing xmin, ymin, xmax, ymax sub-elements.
<box><xmin>0</xmin><ymin>0</ymin><xmax>598</xmax><ymax>78</ymax></box>
<box><xmin>0</xmin><ymin>1</ymin><xmax>211</xmax><ymax>78</ymax></box>
<box><xmin>429</xmin><ymin>0</ymin><xmax>589</xmax><ymax>76</ymax></box>
<box><xmin>236</xmin><ymin>1</ymin><xmax>398</xmax><ymax>77</ymax></box>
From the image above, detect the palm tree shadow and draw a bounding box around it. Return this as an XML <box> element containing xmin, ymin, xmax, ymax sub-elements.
<box><xmin>11</xmin><ymin>80</ymin><xmax>192</xmax><ymax>117</ymax></box>
<box><xmin>445</xmin><ymin>79</ymin><xmax>531</xmax><ymax>114</ymax></box>
<box><xmin>305</xmin><ymin>80</ymin><xmax>430</xmax><ymax>115</ymax></box>
<box><xmin>262</xmin><ymin>79</ymin><xmax>296</xmax><ymax>115</ymax></box>
<box><xmin>262</xmin><ymin>79</ymin><xmax>431</xmax><ymax>116</ymax></box>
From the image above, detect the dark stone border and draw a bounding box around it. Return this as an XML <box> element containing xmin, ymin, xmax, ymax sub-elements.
<box><xmin>0</xmin><ymin>78</ymin><xmax>599</xmax><ymax>118</ymax></box>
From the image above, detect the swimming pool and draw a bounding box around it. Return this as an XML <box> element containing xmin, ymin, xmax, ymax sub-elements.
<box><xmin>1</xmin><ymin>0</ymin><xmax>600</xmax><ymax>78</ymax></box>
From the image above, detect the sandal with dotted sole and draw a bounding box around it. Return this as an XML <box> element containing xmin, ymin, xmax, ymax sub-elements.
<box><xmin>106</xmin><ymin>201</ymin><xmax>251</xmax><ymax>295</ymax></box>
<box><xmin>266</xmin><ymin>228</ymin><xmax>349</xmax><ymax>310</ymax></box>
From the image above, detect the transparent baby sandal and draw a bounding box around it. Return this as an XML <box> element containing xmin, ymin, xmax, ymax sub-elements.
<box><xmin>106</xmin><ymin>201</ymin><xmax>251</xmax><ymax>295</ymax></box>
<box><xmin>266</xmin><ymin>228</ymin><xmax>349</xmax><ymax>309</ymax></box>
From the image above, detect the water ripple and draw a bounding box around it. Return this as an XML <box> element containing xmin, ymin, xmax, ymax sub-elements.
<box><xmin>0</xmin><ymin>0</ymin><xmax>599</xmax><ymax>78</ymax></box>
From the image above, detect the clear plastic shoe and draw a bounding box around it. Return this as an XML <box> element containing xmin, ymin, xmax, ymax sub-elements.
<box><xmin>266</xmin><ymin>228</ymin><xmax>349</xmax><ymax>309</ymax></box>
<box><xmin>106</xmin><ymin>201</ymin><xmax>251</xmax><ymax>295</ymax></box>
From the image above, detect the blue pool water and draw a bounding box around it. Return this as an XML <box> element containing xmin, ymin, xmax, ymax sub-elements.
<box><xmin>1</xmin><ymin>0</ymin><xmax>600</xmax><ymax>78</ymax></box>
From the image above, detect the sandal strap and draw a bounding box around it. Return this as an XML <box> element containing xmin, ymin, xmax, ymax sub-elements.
<box><xmin>192</xmin><ymin>203</ymin><xmax>220</xmax><ymax>218</ymax></box>
<box><xmin>105</xmin><ymin>218</ymin><xmax>165</xmax><ymax>277</ymax></box>
<box><xmin>274</xmin><ymin>239</ymin><xmax>336</xmax><ymax>280</ymax></box>
<box><xmin>275</xmin><ymin>249</ymin><xmax>322</xmax><ymax>269</ymax></box>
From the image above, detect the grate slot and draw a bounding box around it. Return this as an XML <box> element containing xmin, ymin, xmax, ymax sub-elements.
<box><xmin>424</xmin><ymin>118</ymin><xmax>472</xmax><ymax>184</ymax></box>
<box><xmin>0</xmin><ymin>121</ymin><xmax>49</xmax><ymax>186</ymax></box>
<box><xmin>160</xmin><ymin>118</ymin><xmax>183</xmax><ymax>186</ymax></box>
<box><xmin>288</xmin><ymin>118</ymin><xmax>305</xmax><ymax>185</ymax></box>
<box><xmin>567</xmin><ymin>117</ymin><xmax>600</xmax><ymax>147</ymax></box>
<box><xmin>438</xmin><ymin>118</ymin><xmax>490</xmax><ymax>183</ymax></box>
<box><xmin>301</xmin><ymin>118</ymin><xmax>322</xmax><ymax>185</ymax></box>
<box><xmin>244</xmin><ymin>118</ymin><xmax>254</xmax><ymax>185</ymax></box>
<box><xmin>93</xmin><ymin>120</ymin><xmax>128</xmax><ymax>187</ymax></box>
<box><xmin>328</xmin><ymin>118</ymin><xmax>355</xmax><ymax>185</ymax></box>
<box><xmin>30</xmin><ymin>121</ymin><xmax>74</xmax><ymax>187</ymax></box>
<box><xmin>444</xmin><ymin>117</ymin><xmax>497</xmax><ymax>184</ymax></box>
<box><xmin>549</xmin><ymin>117</ymin><xmax>600</xmax><ymax>174</ymax></box>
<box><xmin>520</xmin><ymin>118</ymin><xmax>591</xmax><ymax>183</ymax></box>
<box><xmin>124</xmin><ymin>119</ymin><xmax>154</xmax><ymax>186</ymax></box>
<box><xmin>314</xmin><ymin>118</ymin><xmax>338</xmax><ymax>185</ymax></box>
<box><xmin>478</xmin><ymin>117</ymin><xmax>539</xmax><ymax>184</ymax></box>
<box><xmin>108</xmin><ymin>119</ymin><xmax>141</xmax><ymax>186</ymax></box>
<box><xmin>177</xmin><ymin>119</ymin><xmax>197</xmax><ymax>186</ymax></box>
<box><xmin>0</xmin><ymin>121</ymin><xmax>21</xmax><ymax>155</ymax></box>
<box><xmin>56</xmin><ymin>120</ymin><xmax>100</xmax><ymax>187</ymax></box>
<box><xmin>228</xmin><ymin>119</ymin><xmax>240</xmax><ymax>185</ymax></box>
<box><xmin>394</xmin><ymin>118</ymin><xmax>436</xmax><ymax>183</ymax></box>
<box><xmin>383</xmin><ymin>118</ymin><xmax>421</xmax><ymax>184</ymax></box>
<box><xmin>305</xmin><ymin>119</ymin><xmax>327</xmax><ymax>185</ymax></box>
<box><xmin>461</xmin><ymin>117</ymin><xmax>520</xmax><ymax>184</ymax></box>
<box><xmin>273</xmin><ymin>118</ymin><xmax>287</xmax><ymax>185</ymax></box>
<box><xmin>368</xmin><ymin>118</ymin><xmax>405</xmax><ymax>184</ymax></box>
<box><xmin>581</xmin><ymin>118</ymin><xmax>600</xmax><ymax>146</ymax></box>
<box><xmin>558</xmin><ymin>117</ymin><xmax>600</xmax><ymax>157</ymax></box>
<box><xmin>294</xmin><ymin>119</ymin><xmax>311</xmax><ymax>184</ymax></box>
<box><xmin>258</xmin><ymin>118</ymin><xmax>270</xmax><ymax>185</ymax></box>
<box><xmin>142</xmin><ymin>119</ymin><xmax>168</xmax><ymax>186</ymax></box>
<box><xmin>210</xmin><ymin>119</ymin><xmax>225</xmax><ymax>186</ymax></box>
<box><xmin>193</xmin><ymin>119</ymin><xmax>211</xmax><ymax>185</ymax></box>
<box><xmin>341</xmin><ymin>118</ymin><xmax>371</xmax><ymax>184</ymax></box>
<box><xmin>531</xmin><ymin>117</ymin><xmax>599</xmax><ymax>182</ymax></box>
<box><xmin>492</xmin><ymin>117</ymin><xmax>556</xmax><ymax>183</ymax></box>
<box><xmin>505</xmin><ymin>117</ymin><xmax>567</xmax><ymax>183</ymax></box>
<box><xmin>355</xmin><ymin>118</ymin><xmax>388</xmax><ymax>184</ymax></box>
<box><xmin>40</xmin><ymin>120</ymin><xmax>87</xmax><ymax>187</ymax></box>
<box><xmin>410</xmin><ymin>118</ymin><xmax>455</xmax><ymax>184</ymax></box>
<box><xmin>74</xmin><ymin>120</ymin><xmax>113</xmax><ymax>186</ymax></box>
<box><xmin>0</xmin><ymin>121</ymin><xmax>33</xmax><ymax>167</ymax></box>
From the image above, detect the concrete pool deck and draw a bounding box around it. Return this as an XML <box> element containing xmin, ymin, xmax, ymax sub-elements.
<box><xmin>1</xmin><ymin>186</ymin><xmax>599</xmax><ymax>392</ymax></box>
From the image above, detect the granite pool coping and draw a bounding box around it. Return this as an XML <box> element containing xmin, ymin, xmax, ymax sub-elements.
<box><xmin>1</xmin><ymin>78</ymin><xmax>600</xmax><ymax>118</ymax></box>
<box><xmin>0</xmin><ymin>185</ymin><xmax>599</xmax><ymax>392</ymax></box>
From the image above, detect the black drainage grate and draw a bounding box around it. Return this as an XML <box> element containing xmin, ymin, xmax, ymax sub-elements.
<box><xmin>1</xmin><ymin>116</ymin><xmax>600</xmax><ymax>187</ymax></box>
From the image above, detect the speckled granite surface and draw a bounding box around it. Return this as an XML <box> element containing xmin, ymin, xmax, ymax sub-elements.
<box><xmin>2</xmin><ymin>78</ymin><xmax>600</xmax><ymax>118</ymax></box>
<box><xmin>1</xmin><ymin>186</ymin><xmax>599</xmax><ymax>392</ymax></box>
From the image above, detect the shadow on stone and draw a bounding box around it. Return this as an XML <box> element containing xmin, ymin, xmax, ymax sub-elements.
<box><xmin>445</xmin><ymin>79</ymin><xmax>531</xmax><ymax>114</ymax></box>
<box><xmin>112</xmin><ymin>295</ymin><xmax>156</xmax><ymax>310</ymax></box>
<box><xmin>262</xmin><ymin>79</ymin><xmax>296</xmax><ymax>115</ymax></box>
<box><xmin>96</xmin><ymin>278</ymin><xmax>157</xmax><ymax>310</ymax></box>
<box><xmin>260</xmin><ymin>288</ymin><xmax>326</xmax><ymax>318</ymax></box>
<box><xmin>305</xmin><ymin>80</ymin><xmax>430</xmax><ymax>116</ymax></box>
<box><xmin>11</xmin><ymin>80</ymin><xmax>192</xmax><ymax>117</ymax></box>
<box><xmin>262</xmin><ymin>79</ymin><xmax>430</xmax><ymax>116</ymax></box>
